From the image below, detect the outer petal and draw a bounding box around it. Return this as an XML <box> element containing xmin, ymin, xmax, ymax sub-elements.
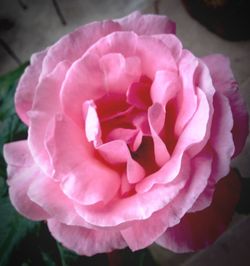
<box><xmin>202</xmin><ymin>54</ymin><xmax>249</xmax><ymax>156</ymax></box>
<box><xmin>15</xmin><ymin>50</ymin><xmax>47</xmax><ymax>125</ymax></box>
<box><xmin>121</xmin><ymin>149</ymin><xmax>212</xmax><ymax>251</ymax></box>
<box><xmin>3</xmin><ymin>141</ymin><xmax>50</xmax><ymax>220</ymax></box>
<box><xmin>47</xmin><ymin>219</ymin><xmax>127</xmax><ymax>256</ymax></box>
<box><xmin>28</xmin><ymin>60</ymin><xmax>70</xmax><ymax>176</ymax></box>
<box><xmin>156</xmin><ymin>169</ymin><xmax>241</xmax><ymax>252</ymax></box>
<box><xmin>116</xmin><ymin>11</ymin><xmax>176</xmax><ymax>35</ymax></box>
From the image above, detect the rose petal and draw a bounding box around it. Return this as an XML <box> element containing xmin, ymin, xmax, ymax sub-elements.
<box><xmin>83</xmin><ymin>100</ymin><xmax>102</xmax><ymax>147</ymax></box>
<box><xmin>156</xmin><ymin>169</ymin><xmax>241</xmax><ymax>252</ymax></box>
<box><xmin>202</xmin><ymin>54</ymin><xmax>249</xmax><ymax>156</ymax></box>
<box><xmin>27</xmin><ymin>175</ymin><xmax>87</xmax><ymax>227</ymax></box>
<box><xmin>150</xmin><ymin>70</ymin><xmax>179</xmax><ymax>106</ymax></box>
<box><xmin>45</xmin><ymin>115</ymin><xmax>120</xmax><ymax>205</ymax></box>
<box><xmin>148</xmin><ymin>103</ymin><xmax>170</xmax><ymax>166</ymax></box>
<box><xmin>153</xmin><ymin>34</ymin><xmax>183</xmax><ymax>61</ymax></box>
<box><xmin>136</xmin><ymin>88</ymin><xmax>210</xmax><ymax>192</ymax></box>
<box><xmin>28</xmin><ymin>61</ymin><xmax>70</xmax><ymax>176</ymax></box>
<box><xmin>121</xmin><ymin>149</ymin><xmax>213</xmax><ymax>251</ymax></box>
<box><xmin>47</xmin><ymin>219</ymin><xmax>127</xmax><ymax>256</ymax></box>
<box><xmin>41</xmin><ymin>20</ymin><xmax>121</xmax><ymax>78</ymax></box>
<box><xmin>3</xmin><ymin>141</ymin><xmax>50</xmax><ymax>220</ymax></box>
<box><xmin>99</xmin><ymin>53</ymin><xmax>141</xmax><ymax>94</ymax></box>
<box><xmin>15</xmin><ymin>50</ymin><xmax>47</xmax><ymax>125</ymax></box>
<box><xmin>174</xmin><ymin>50</ymin><xmax>198</xmax><ymax>136</ymax></box>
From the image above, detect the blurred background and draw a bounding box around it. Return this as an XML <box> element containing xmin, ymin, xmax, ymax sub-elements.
<box><xmin>0</xmin><ymin>0</ymin><xmax>250</xmax><ymax>265</ymax></box>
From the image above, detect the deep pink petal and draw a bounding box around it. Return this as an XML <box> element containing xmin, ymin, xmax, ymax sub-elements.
<box><xmin>156</xmin><ymin>170</ymin><xmax>241</xmax><ymax>252</ymax></box>
<box><xmin>15</xmin><ymin>50</ymin><xmax>47</xmax><ymax>125</ymax></box>
<box><xmin>116</xmin><ymin>11</ymin><xmax>176</xmax><ymax>35</ymax></box>
<box><xmin>47</xmin><ymin>219</ymin><xmax>127</xmax><ymax>256</ymax></box>
<box><xmin>3</xmin><ymin>141</ymin><xmax>50</xmax><ymax>220</ymax></box>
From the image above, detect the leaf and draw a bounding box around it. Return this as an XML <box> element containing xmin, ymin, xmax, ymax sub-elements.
<box><xmin>0</xmin><ymin>197</ymin><xmax>39</xmax><ymax>266</ymax></box>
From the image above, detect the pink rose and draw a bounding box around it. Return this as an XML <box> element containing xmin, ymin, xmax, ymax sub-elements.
<box><xmin>4</xmin><ymin>11</ymin><xmax>248</xmax><ymax>255</ymax></box>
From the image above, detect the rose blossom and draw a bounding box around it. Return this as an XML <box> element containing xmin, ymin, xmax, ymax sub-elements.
<box><xmin>3</xmin><ymin>11</ymin><xmax>248</xmax><ymax>255</ymax></box>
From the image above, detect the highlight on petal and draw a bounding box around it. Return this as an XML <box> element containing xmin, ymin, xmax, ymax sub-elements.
<box><xmin>156</xmin><ymin>169</ymin><xmax>241</xmax><ymax>252</ymax></box>
<box><xmin>47</xmin><ymin>219</ymin><xmax>127</xmax><ymax>256</ymax></box>
<box><xmin>83</xmin><ymin>100</ymin><xmax>102</xmax><ymax>147</ymax></box>
<box><xmin>3</xmin><ymin>141</ymin><xmax>50</xmax><ymax>220</ymax></box>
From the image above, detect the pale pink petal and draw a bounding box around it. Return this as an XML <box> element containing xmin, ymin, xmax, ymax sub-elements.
<box><xmin>174</xmin><ymin>50</ymin><xmax>198</xmax><ymax>136</ymax></box>
<box><xmin>83</xmin><ymin>100</ymin><xmax>102</xmax><ymax>147</ymax></box>
<box><xmin>106</xmin><ymin>128</ymin><xmax>142</xmax><ymax>151</ymax></box>
<box><xmin>41</xmin><ymin>20</ymin><xmax>121</xmax><ymax>78</ymax></box>
<box><xmin>148</xmin><ymin>103</ymin><xmax>170</xmax><ymax>166</ymax></box>
<box><xmin>27</xmin><ymin>175</ymin><xmax>87</xmax><ymax>227</ymax></box>
<box><xmin>61</xmin><ymin>31</ymin><xmax>138</xmax><ymax>125</ymax></box>
<box><xmin>136</xmin><ymin>89</ymin><xmax>210</xmax><ymax>192</ymax></box>
<box><xmin>156</xmin><ymin>170</ymin><xmax>241</xmax><ymax>252</ymax></box>
<box><xmin>202</xmin><ymin>54</ymin><xmax>248</xmax><ymax>156</ymax></box>
<box><xmin>97</xmin><ymin>140</ymin><xmax>129</xmax><ymax>164</ymax></box>
<box><xmin>61</xmin><ymin>161</ymin><xmax>120</xmax><ymax>205</ymax></box>
<box><xmin>45</xmin><ymin>114</ymin><xmax>94</xmax><ymax>179</ymax></box>
<box><xmin>45</xmin><ymin>115</ymin><xmax>120</xmax><ymax>205</ymax></box>
<box><xmin>3</xmin><ymin>141</ymin><xmax>50</xmax><ymax>220</ymax></box>
<box><xmin>47</xmin><ymin>219</ymin><xmax>127</xmax><ymax>256</ymax></box>
<box><xmin>150</xmin><ymin>70</ymin><xmax>179</xmax><ymax>106</ymax></box>
<box><xmin>74</xmin><ymin>165</ymin><xmax>188</xmax><ymax>227</ymax></box>
<box><xmin>15</xmin><ymin>50</ymin><xmax>47</xmax><ymax>125</ymax></box>
<box><xmin>153</xmin><ymin>34</ymin><xmax>183</xmax><ymax>60</ymax></box>
<box><xmin>210</xmin><ymin>93</ymin><xmax>234</xmax><ymax>181</ymax></box>
<box><xmin>116</xmin><ymin>11</ymin><xmax>176</xmax><ymax>35</ymax></box>
<box><xmin>136</xmin><ymin>36</ymin><xmax>177</xmax><ymax>79</ymax></box>
<box><xmin>99</xmin><ymin>53</ymin><xmax>141</xmax><ymax>94</ymax></box>
<box><xmin>121</xmin><ymin>150</ymin><xmax>213</xmax><ymax>250</ymax></box>
<box><xmin>127</xmin><ymin>157</ymin><xmax>145</xmax><ymax>184</ymax></box>
<box><xmin>28</xmin><ymin>61</ymin><xmax>70</xmax><ymax>176</ymax></box>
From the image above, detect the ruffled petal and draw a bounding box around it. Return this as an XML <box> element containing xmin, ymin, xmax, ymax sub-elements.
<box><xmin>136</xmin><ymin>88</ymin><xmax>210</xmax><ymax>192</ymax></box>
<box><xmin>28</xmin><ymin>61</ymin><xmax>70</xmax><ymax>176</ymax></box>
<box><xmin>121</xmin><ymin>149</ymin><xmax>212</xmax><ymax>251</ymax></box>
<box><xmin>47</xmin><ymin>219</ymin><xmax>127</xmax><ymax>256</ymax></box>
<box><xmin>45</xmin><ymin>115</ymin><xmax>120</xmax><ymax>205</ymax></box>
<box><xmin>41</xmin><ymin>20</ymin><xmax>121</xmax><ymax>78</ymax></box>
<box><xmin>3</xmin><ymin>141</ymin><xmax>50</xmax><ymax>220</ymax></box>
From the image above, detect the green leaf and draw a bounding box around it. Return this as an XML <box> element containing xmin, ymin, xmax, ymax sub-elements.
<box><xmin>0</xmin><ymin>197</ymin><xmax>39</xmax><ymax>266</ymax></box>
